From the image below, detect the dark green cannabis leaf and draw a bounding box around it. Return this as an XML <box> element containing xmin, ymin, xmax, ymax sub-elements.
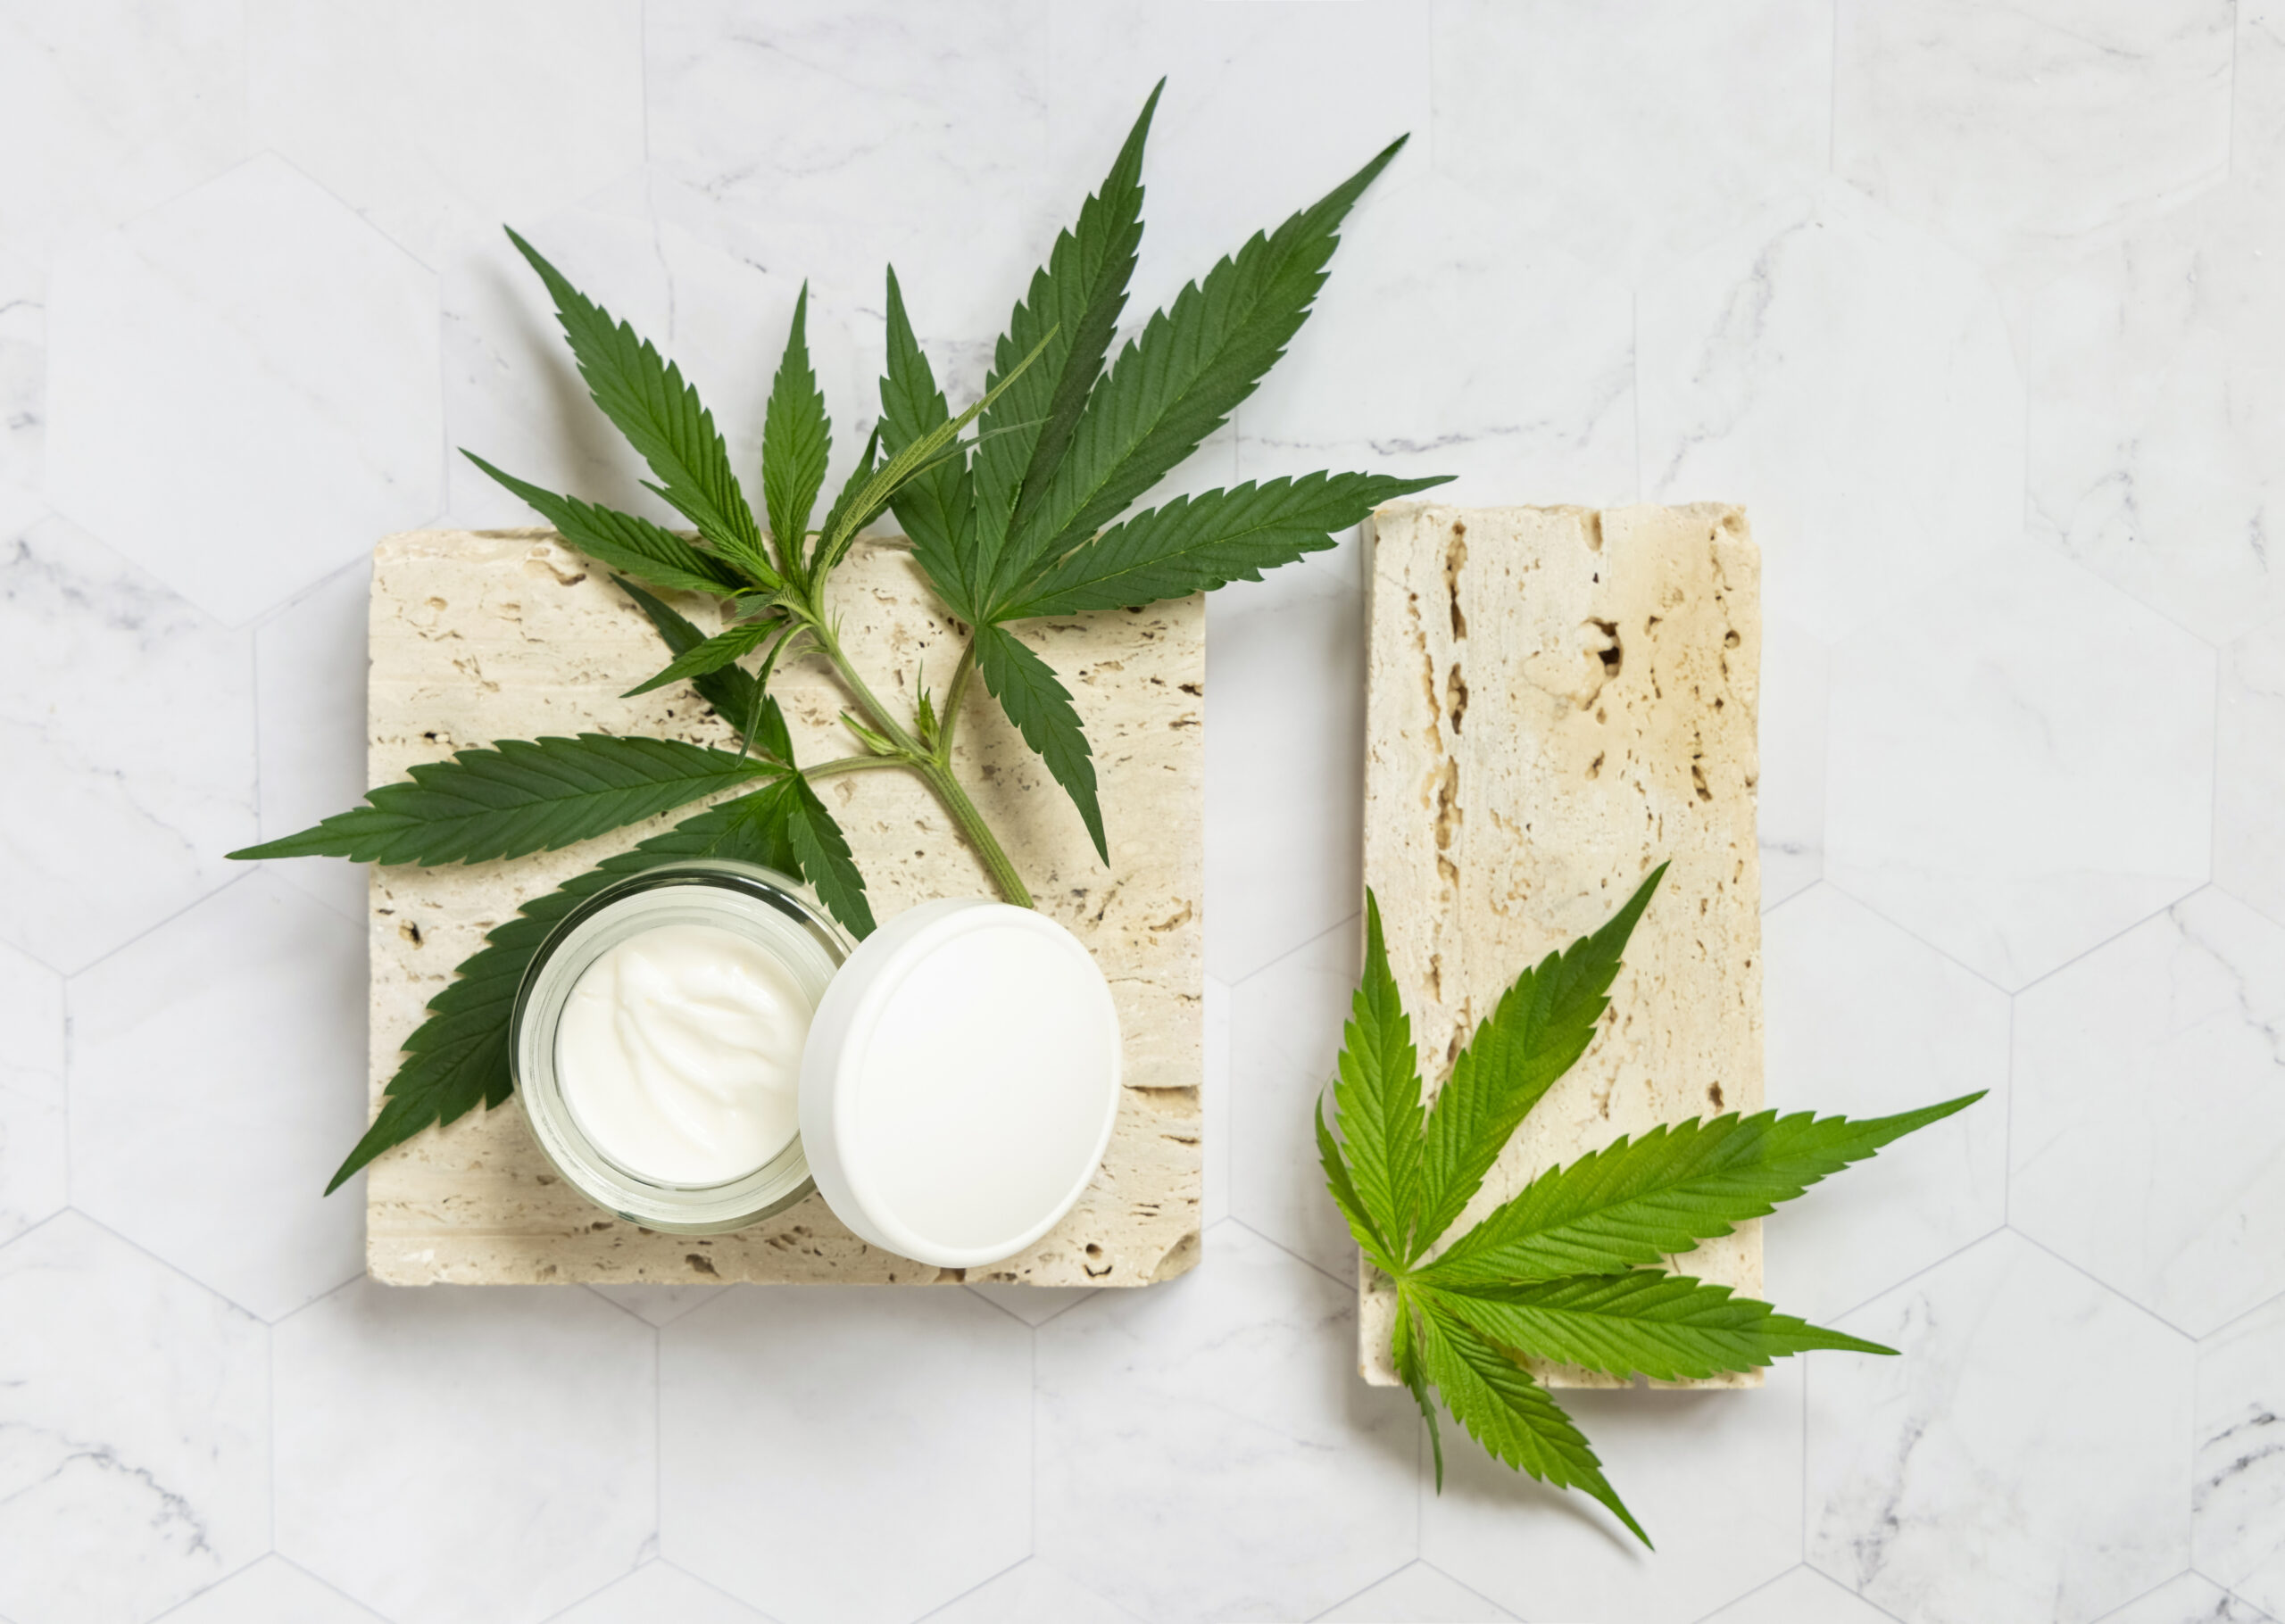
<box><xmin>1318</xmin><ymin>867</ymin><xmax>1981</xmax><ymax>1545</ymax></box>
<box><xmin>231</xmin><ymin>82</ymin><xmax>1450</xmax><ymax>1194</ymax></box>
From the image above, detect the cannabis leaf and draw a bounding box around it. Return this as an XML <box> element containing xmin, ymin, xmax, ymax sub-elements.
<box><xmin>229</xmin><ymin>735</ymin><xmax>779</xmax><ymax>867</ymax></box>
<box><xmin>1319</xmin><ymin>865</ymin><xmax>1982</xmax><ymax>1542</ymax></box>
<box><xmin>243</xmin><ymin>87</ymin><xmax>1447</xmax><ymax>1189</ymax></box>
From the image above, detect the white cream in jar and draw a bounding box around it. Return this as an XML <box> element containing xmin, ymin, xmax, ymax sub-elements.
<box><xmin>557</xmin><ymin>922</ymin><xmax>813</xmax><ymax>1185</ymax></box>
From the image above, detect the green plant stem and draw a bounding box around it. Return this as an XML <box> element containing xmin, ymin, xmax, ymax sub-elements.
<box><xmin>803</xmin><ymin>753</ymin><xmax>902</xmax><ymax>781</ymax></box>
<box><xmin>934</xmin><ymin>638</ymin><xmax>980</xmax><ymax>766</ymax></box>
<box><xmin>802</xmin><ymin>606</ymin><xmax>1034</xmax><ymax>908</ymax></box>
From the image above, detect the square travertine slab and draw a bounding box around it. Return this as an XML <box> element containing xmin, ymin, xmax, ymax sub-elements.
<box><xmin>1359</xmin><ymin>503</ymin><xmax>1763</xmax><ymax>1388</ymax></box>
<box><xmin>364</xmin><ymin>530</ymin><xmax>1201</xmax><ymax>1289</ymax></box>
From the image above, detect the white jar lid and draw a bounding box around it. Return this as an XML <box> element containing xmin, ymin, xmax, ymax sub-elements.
<box><xmin>797</xmin><ymin>899</ymin><xmax>1122</xmax><ymax>1269</ymax></box>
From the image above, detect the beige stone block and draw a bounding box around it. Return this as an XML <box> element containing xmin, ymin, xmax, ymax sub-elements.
<box><xmin>364</xmin><ymin>529</ymin><xmax>1201</xmax><ymax>1289</ymax></box>
<box><xmin>1358</xmin><ymin>502</ymin><xmax>1763</xmax><ymax>1388</ymax></box>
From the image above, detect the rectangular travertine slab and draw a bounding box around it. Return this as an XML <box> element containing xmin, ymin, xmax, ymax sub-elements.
<box><xmin>365</xmin><ymin>529</ymin><xmax>1201</xmax><ymax>1289</ymax></box>
<box><xmin>1359</xmin><ymin>503</ymin><xmax>1763</xmax><ymax>1388</ymax></box>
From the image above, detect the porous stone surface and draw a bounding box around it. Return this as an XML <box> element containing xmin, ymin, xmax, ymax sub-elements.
<box><xmin>1359</xmin><ymin>502</ymin><xmax>1763</xmax><ymax>1388</ymax></box>
<box><xmin>365</xmin><ymin>529</ymin><xmax>1202</xmax><ymax>1289</ymax></box>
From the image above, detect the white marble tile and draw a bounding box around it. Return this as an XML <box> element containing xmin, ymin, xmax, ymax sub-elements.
<box><xmin>1757</xmin><ymin>615</ymin><xmax>1827</xmax><ymax>911</ymax></box>
<box><xmin>661</xmin><ymin>1286</ymin><xmax>1029</xmax><ymax>1624</ymax></box>
<box><xmin>1834</xmin><ymin>0</ymin><xmax>2231</xmax><ymax>288</ymax></box>
<box><xmin>1825</xmin><ymin>544</ymin><xmax>2214</xmax><ymax>990</ymax></box>
<box><xmin>920</xmin><ymin>1562</ymin><xmax>1142</xmax><ymax>1624</ymax></box>
<box><xmin>586</xmin><ymin>1281</ymin><xmax>726</xmax><ymax>1329</ymax></box>
<box><xmin>247</xmin><ymin>0</ymin><xmax>644</xmax><ymax>271</ymax></box>
<box><xmin>1204</xmin><ymin>972</ymin><xmax>1231</xmax><ymax>1225</ymax></box>
<box><xmin>962</xmin><ymin>1280</ymin><xmax>1096</xmax><ymax>1329</ymax></box>
<box><xmin>71</xmin><ymin>873</ymin><xmax>368</xmax><ymax>1322</ymax></box>
<box><xmin>2099</xmin><ymin>1574</ymin><xmax>2278</xmax><ymax>1624</ymax></box>
<box><xmin>1425</xmin><ymin>1363</ymin><xmax>1803</xmax><ymax>1624</ymax></box>
<box><xmin>649</xmin><ymin>1</ymin><xmax>1052</xmax><ymax>330</ymax></box>
<box><xmin>1638</xmin><ymin>182</ymin><xmax>2024</xmax><ymax>638</ymax></box>
<box><xmin>0</xmin><ymin>0</ymin><xmax>248</xmax><ymax>263</ymax></box>
<box><xmin>439</xmin><ymin>172</ymin><xmax>865</xmax><ymax>534</ymax></box>
<box><xmin>1806</xmin><ymin>1231</ymin><xmax>2192</xmax><ymax>1623</ymax></box>
<box><xmin>253</xmin><ymin>559</ymin><xmax>372</xmax><ymax>924</ymax></box>
<box><xmin>1237</xmin><ymin>170</ymin><xmax>1634</xmax><ymax>519</ymax></box>
<box><xmin>1047</xmin><ymin>0</ymin><xmax>1432</xmax><ymax>327</ymax></box>
<box><xmin>2239</xmin><ymin>0</ymin><xmax>2285</xmax><ymax>204</ymax></box>
<box><xmin>1700</xmin><ymin>1566</ymin><xmax>1895</xmax><ymax>1624</ymax></box>
<box><xmin>45</xmin><ymin>153</ymin><xmax>441</xmax><ymax>625</ymax></box>
<box><xmin>0</xmin><ymin>246</ymin><xmax>41</xmax><ymax>490</ymax></box>
<box><xmin>165</xmin><ymin>1556</ymin><xmax>392</xmax><ymax>1624</ymax></box>
<box><xmin>2197</xmin><ymin>1292</ymin><xmax>2285</xmax><ymax>1618</ymax></box>
<box><xmin>0</xmin><ymin>1212</ymin><xmax>269</xmax><ymax>1624</ymax></box>
<box><xmin>1429</xmin><ymin>0</ymin><xmax>1831</xmax><ymax>288</ymax></box>
<box><xmin>0</xmin><ymin>940</ymin><xmax>64</xmax><ymax>1247</ymax></box>
<box><xmin>553</xmin><ymin>1562</ymin><xmax>774</xmax><ymax>1624</ymax></box>
<box><xmin>0</xmin><ymin>510</ymin><xmax>256</xmax><ymax>974</ymax></box>
<box><xmin>1035</xmin><ymin>1221</ymin><xmax>1417</xmax><ymax>1622</ymax></box>
<box><xmin>1205</xmin><ymin>568</ymin><xmax>1365</xmax><ymax>985</ymax></box>
<box><xmin>2027</xmin><ymin>191</ymin><xmax>2285</xmax><ymax>643</ymax></box>
<box><xmin>1228</xmin><ymin>915</ymin><xmax>1361</xmax><ymax>1278</ymax></box>
<box><xmin>275</xmin><ymin>1279</ymin><xmax>656</xmax><ymax>1624</ymax></box>
<box><xmin>1318</xmin><ymin>1561</ymin><xmax>1514</xmax><ymax>1623</ymax></box>
<box><xmin>2217</xmin><ymin>619</ymin><xmax>2285</xmax><ymax>932</ymax></box>
<box><xmin>1762</xmin><ymin>886</ymin><xmax>2008</xmax><ymax>1325</ymax></box>
<box><xmin>2013</xmin><ymin>891</ymin><xmax>2285</xmax><ymax>1337</ymax></box>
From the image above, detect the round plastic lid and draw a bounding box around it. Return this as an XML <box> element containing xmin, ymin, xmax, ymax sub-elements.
<box><xmin>797</xmin><ymin>899</ymin><xmax>1122</xmax><ymax>1268</ymax></box>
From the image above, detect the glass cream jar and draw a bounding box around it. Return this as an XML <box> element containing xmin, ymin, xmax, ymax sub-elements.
<box><xmin>511</xmin><ymin>859</ymin><xmax>850</xmax><ymax>1234</ymax></box>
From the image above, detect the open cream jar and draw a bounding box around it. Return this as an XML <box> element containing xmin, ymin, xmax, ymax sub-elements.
<box><xmin>511</xmin><ymin>860</ymin><xmax>1123</xmax><ymax>1259</ymax></box>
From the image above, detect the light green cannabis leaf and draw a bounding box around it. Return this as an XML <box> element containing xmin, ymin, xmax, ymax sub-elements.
<box><xmin>244</xmin><ymin>87</ymin><xmax>1443</xmax><ymax>1189</ymax></box>
<box><xmin>1318</xmin><ymin>866</ymin><xmax>1982</xmax><ymax>1543</ymax></box>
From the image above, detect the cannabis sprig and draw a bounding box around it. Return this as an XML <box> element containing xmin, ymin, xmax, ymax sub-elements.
<box><xmin>1322</xmin><ymin>867</ymin><xmax>1981</xmax><ymax>1544</ymax></box>
<box><xmin>230</xmin><ymin>84</ymin><xmax>1450</xmax><ymax>1193</ymax></box>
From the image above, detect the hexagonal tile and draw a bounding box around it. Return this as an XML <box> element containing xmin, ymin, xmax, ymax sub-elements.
<box><xmin>661</xmin><ymin>1286</ymin><xmax>1029</xmax><ymax>1624</ymax></box>
<box><xmin>1834</xmin><ymin>0</ymin><xmax>2231</xmax><ymax>275</ymax></box>
<box><xmin>649</xmin><ymin>0</ymin><xmax>1052</xmax><ymax>328</ymax></box>
<box><xmin>553</xmin><ymin>1562</ymin><xmax>769</xmax><ymax>1624</ymax></box>
<box><xmin>2028</xmin><ymin>194</ymin><xmax>2285</xmax><ymax>643</ymax></box>
<box><xmin>0</xmin><ymin>245</ymin><xmax>41</xmax><ymax>490</ymax></box>
<box><xmin>1807</xmin><ymin>1231</ymin><xmax>2191</xmax><ymax>1622</ymax></box>
<box><xmin>1826</xmin><ymin>545</ymin><xmax>2214</xmax><ymax>990</ymax></box>
<box><xmin>963</xmin><ymin>1280</ymin><xmax>1096</xmax><ymax>1328</ymax></box>
<box><xmin>2218</xmin><ymin>619</ymin><xmax>2285</xmax><ymax>931</ymax></box>
<box><xmin>586</xmin><ymin>1281</ymin><xmax>724</xmax><ymax>1328</ymax></box>
<box><xmin>2198</xmin><ymin>1292</ymin><xmax>2285</xmax><ymax>1616</ymax></box>
<box><xmin>0</xmin><ymin>510</ymin><xmax>255</xmax><ymax>974</ymax></box>
<box><xmin>1425</xmin><ymin>1361</ymin><xmax>1802</xmax><ymax>1623</ymax></box>
<box><xmin>1759</xmin><ymin>616</ymin><xmax>1828</xmax><ymax>911</ymax></box>
<box><xmin>2099</xmin><ymin>1575</ymin><xmax>2277</xmax><ymax>1624</ymax></box>
<box><xmin>253</xmin><ymin>559</ymin><xmax>371</xmax><ymax>924</ymax></box>
<box><xmin>1229</xmin><ymin>915</ymin><xmax>1360</xmax><ymax>1277</ymax></box>
<box><xmin>1430</xmin><ymin>0</ymin><xmax>1831</xmax><ymax>286</ymax></box>
<box><xmin>71</xmin><ymin>873</ymin><xmax>367</xmax><ymax>1322</ymax></box>
<box><xmin>1045</xmin><ymin>0</ymin><xmax>1430</xmax><ymax>325</ymax></box>
<box><xmin>2239</xmin><ymin>0</ymin><xmax>2285</xmax><ymax>204</ymax></box>
<box><xmin>1702</xmin><ymin>1567</ymin><xmax>1894</xmax><ymax>1624</ymax></box>
<box><xmin>1206</xmin><ymin>568</ymin><xmax>1365</xmax><ymax>984</ymax></box>
<box><xmin>0</xmin><ymin>1212</ymin><xmax>269</xmax><ymax>1624</ymax></box>
<box><xmin>248</xmin><ymin>0</ymin><xmax>644</xmax><ymax>270</ymax></box>
<box><xmin>1238</xmin><ymin>166</ymin><xmax>1633</xmax><ymax>518</ymax></box>
<box><xmin>1638</xmin><ymin>182</ymin><xmax>2023</xmax><ymax>637</ymax></box>
<box><xmin>1036</xmin><ymin>1221</ymin><xmax>1416</xmax><ymax>1620</ymax></box>
<box><xmin>921</xmin><ymin>1562</ymin><xmax>1142</xmax><ymax>1624</ymax></box>
<box><xmin>164</xmin><ymin>1556</ymin><xmax>389</xmax><ymax>1624</ymax></box>
<box><xmin>440</xmin><ymin>171</ymin><xmax>861</xmax><ymax>532</ymax></box>
<box><xmin>0</xmin><ymin>0</ymin><xmax>247</xmax><ymax>261</ymax></box>
<box><xmin>2013</xmin><ymin>891</ymin><xmax>2285</xmax><ymax>1338</ymax></box>
<box><xmin>1762</xmin><ymin>885</ymin><xmax>2008</xmax><ymax>1323</ymax></box>
<box><xmin>276</xmin><ymin>1279</ymin><xmax>655</xmax><ymax>1624</ymax></box>
<box><xmin>1319</xmin><ymin>1562</ymin><xmax>1514</xmax><ymax>1623</ymax></box>
<box><xmin>0</xmin><ymin>940</ymin><xmax>64</xmax><ymax>1247</ymax></box>
<box><xmin>46</xmin><ymin>153</ymin><xmax>440</xmax><ymax>625</ymax></box>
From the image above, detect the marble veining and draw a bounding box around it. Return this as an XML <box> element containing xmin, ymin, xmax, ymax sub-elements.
<box><xmin>4</xmin><ymin>3</ymin><xmax>2284</xmax><ymax>1618</ymax></box>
